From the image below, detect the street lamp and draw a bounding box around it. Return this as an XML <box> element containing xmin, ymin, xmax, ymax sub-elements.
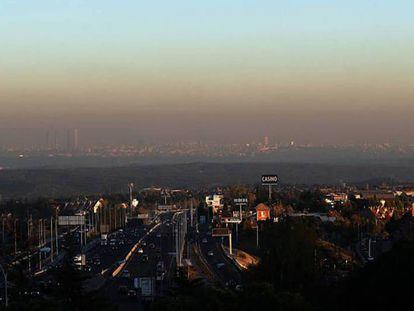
<box><xmin>14</xmin><ymin>218</ymin><xmax>18</xmax><ymax>254</ymax></box>
<box><xmin>0</xmin><ymin>263</ymin><xmax>8</xmax><ymax>308</ymax></box>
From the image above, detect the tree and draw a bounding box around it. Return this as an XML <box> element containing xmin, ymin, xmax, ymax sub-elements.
<box><xmin>335</xmin><ymin>240</ymin><xmax>414</xmax><ymax>311</ymax></box>
<box><xmin>253</xmin><ymin>219</ymin><xmax>319</xmax><ymax>292</ymax></box>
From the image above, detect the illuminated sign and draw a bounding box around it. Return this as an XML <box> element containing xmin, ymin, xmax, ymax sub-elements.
<box><xmin>257</xmin><ymin>210</ymin><xmax>270</xmax><ymax>221</ymax></box>
<box><xmin>234</xmin><ymin>198</ymin><xmax>248</xmax><ymax>204</ymax></box>
<box><xmin>261</xmin><ymin>175</ymin><xmax>279</xmax><ymax>185</ymax></box>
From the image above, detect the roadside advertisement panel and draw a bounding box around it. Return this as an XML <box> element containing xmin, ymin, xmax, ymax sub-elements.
<box><xmin>261</xmin><ymin>175</ymin><xmax>279</xmax><ymax>185</ymax></box>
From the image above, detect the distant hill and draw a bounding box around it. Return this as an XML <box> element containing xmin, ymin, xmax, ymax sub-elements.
<box><xmin>1</xmin><ymin>162</ymin><xmax>414</xmax><ymax>199</ymax></box>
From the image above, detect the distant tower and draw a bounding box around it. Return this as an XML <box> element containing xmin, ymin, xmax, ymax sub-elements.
<box><xmin>74</xmin><ymin>129</ymin><xmax>79</xmax><ymax>151</ymax></box>
<box><xmin>264</xmin><ymin>136</ymin><xmax>269</xmax><ymax>147</ymax></box>
<box><xmin>66</xmin><ymin>129</ymin><xmax>71</xmax><ymax>151</ymax></box>
<box><xmin>54</xmin><ymin>130</ymin><xmax>58</xmax><ymax>150</ymax></box>
<box><xmin>45</xmin><ymin>130</ymin><xmax>50</xmax><ymax>150</ymax></box>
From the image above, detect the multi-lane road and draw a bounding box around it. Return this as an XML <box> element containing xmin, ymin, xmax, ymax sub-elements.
<box><xmin>28</xmin><ymin>209</ymin><xmax>243</xmax><ymax>310</ymax></box>
<box><xmin>102</xmin><ymin>212</ymin><xmax>176</xmax><ymax>310</ymax></box>
<box><xmin>197</xmin><ymin>226</ymin><xmax>242</xmax><ymax>288</ymax></box>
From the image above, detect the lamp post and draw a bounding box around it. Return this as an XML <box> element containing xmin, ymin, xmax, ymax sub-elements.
<box><xmin>14</xmin><ymin>218</ymin><xmax>18</xmax><ymax>254</ymax></box>
<box><xmin>55</xmin><ymin>208</ymin><xmax>59</xmax><ymax>256</ymax></box>
<box><xmin>0</xmin><ymin>263</ymin><xmax>8</xmax><ymax>307</ymax></box>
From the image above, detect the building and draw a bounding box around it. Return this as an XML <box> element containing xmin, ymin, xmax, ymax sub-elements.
<box><xmin>205</xmin><ymin>194</ymin><xmax>224</xmax><ymax>214</ymax></box>
<box><xmin>325</xmin><ymin>193</ymin><xmax>348</xmax><ymax>205</ymax></box>
<box><xmin>73</xmin><ymin>128</ymin><xmax>79</xmax><ymax>151</ymax></box>
<box><xmin>264</xmin><ymin>136</ymin><xmax>269</xmax><ymax>147</ymax></box>
<box><xmin>256</xmin><ymin>203</ymin><xmax>270</xmax><ymax>221</ymax></box>
<box><xmin>354</xmin><ymin>191</ymin><xmax>395</xmax><ymax>201</ymax></box>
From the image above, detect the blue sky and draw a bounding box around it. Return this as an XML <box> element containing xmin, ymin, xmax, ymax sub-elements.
<box><xmin>2</xmin><ymin>0</ymin><xmax>412</xmax><ymax>63</ymax></box>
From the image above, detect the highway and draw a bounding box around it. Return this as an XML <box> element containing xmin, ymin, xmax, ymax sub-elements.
<box><xmin>83</xmin><ymin>225</ymin><xmax>147</xmax><ymax>276</ymax></box>
<box><xmin>103</xmin><ymin>212</ymin><xmax>176</xmax><ymax>311</ymax></box>
<box><xmin>197</xmin><ymin>226</ymin><xmax>242</xmax><ymax>288</ymax></box>
<box><xmin>19</xmin><ymin>207</ymin><xmax>243</xmax><ymax>309</ymax></box>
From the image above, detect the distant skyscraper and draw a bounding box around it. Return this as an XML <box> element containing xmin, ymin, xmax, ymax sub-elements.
<box><xmin>65</xmin><ymin>128</ymin><xmax>80</xmax><ymax>152</ymax></box>
<box><xmin>66</xmin><ymin>129</ymin><xmax>71</xmax><ymax>151</ymax></box>
<box><xmin>45</xmin><ymin>130</ymin><xmax>50</xmax><ymax>149</ymax></box>
<box><xmin>264</xmin><ymin>136</ymin><xmax>269</xmax><ymax>147</ymax></box>
<box><xmin>74</xmin><ymin>128</ymin><xmax>79</xmax><ymax>151</ymax></box>
<box><xmin>54</xmin><ymin>130</ymin><xmax>58</xmax><ymax>150</ymax></box>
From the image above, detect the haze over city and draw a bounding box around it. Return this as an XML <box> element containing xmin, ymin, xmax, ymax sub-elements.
<box><xmin>1</xmin><ymin>1</ymin><xmax>414</xmax><ymax>145</ymax></box>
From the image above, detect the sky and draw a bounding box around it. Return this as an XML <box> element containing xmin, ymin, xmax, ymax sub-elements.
<box><xmin>1</xmin><ymin>0</ymin><xmax>413</xmax><ymax>144</ymax></box>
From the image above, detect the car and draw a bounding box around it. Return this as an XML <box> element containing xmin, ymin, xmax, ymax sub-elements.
<box><xmin>141</xmin><ymin>254</ymin><xmax>149</xmax><ymax>262</ymax></box>
<box><xmin>202</xmin><ymin>238</ymin><xmax>208</xmax><ymax>243</ymax></box>
<box><xmin>207</xmin><ymin>250</ymin><xmax>214</xmax><ymax>256</ymax></box>
<box><xmin>216</xmin><ymin>263</ymin><xmax>225</xmax><ymax>269</ymax></box>
<box><xmin>122</xmin><ymin>269</ymin><xmax>131</xmax><ymax>278</ymax></box>
<box><xmin>141</xmin><ymin>241</ymin><xmax>147</xmax><ymax>246</ymax></box>
<box><xmin>137</xmin><ymin>248</ymin><xmax>144</xmax><ymax>254</ymax></box>
<box><xmin>127</xmin><ymin>290</ymin><xmax>137</xmax><ymax>298</ymax></box>
<box><xmin>156</xmin><ymin>233</ymin><xmax>162</xmax><ymax>238</ymax></box>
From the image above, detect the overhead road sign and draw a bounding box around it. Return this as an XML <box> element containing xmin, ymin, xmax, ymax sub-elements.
<box><xmin>222</xmin><ymin>217</ymin><xmax>242</xmax><ymax>224</ymax></box>
<box><xmin>234</xmin><ymin>198</ymin><xmax>248</xmax><ymax>204</ymax></box>
<box><xmin>212</xmin><ymin>228</ymin><xmax>231</xmax><ymax>237</ymax></box>
<box><xmin>58</xmin><ymin>215</ymin><xmax>86</xmax><ymax>226</ymax></box>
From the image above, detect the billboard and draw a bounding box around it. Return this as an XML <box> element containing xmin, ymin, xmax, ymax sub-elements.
<box><xmin>222</xmin><ymin>217</ymin><xmax>241</xmax><ymax>224</ymax></box>
<box><xmin>58</xmin><ymin>215</ymin><xmax>86</xmax><ymax>226</ymax></box>
<box><xmin>212</xmin><ymin>228</ymin><xmax>231</xmax><ymax>237</ymax></box>
<box><xmin>234</xmin><ymin>198</ymin><xmax>248</xmax><ymax>204</ymax></box>
<box><xmin>261</xmin><ymin>174</ymin><xmax>279</xmax><ymax>185</ymax></box>
<box><xmin>257</xmin><ymin>210</ymin><xmax>270</xmax><ymax>221</ymax></box>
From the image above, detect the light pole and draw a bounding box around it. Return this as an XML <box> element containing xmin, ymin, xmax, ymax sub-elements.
<box><xmin>27</xmin><ymin>216</ymin><xmax>32</xmax><ymax>272</ymax></box>
<box><xmin>55</xmin><ymin>208</ymin><xmax>59</xmax><ymax>256</ymax></box>
<box><xmin>268</xmin><ymin>185</ymin><xmax>272</xmax><ymax>203</ymax></box>
<box><xmin>1</xmin><ymin>218</ymin><xmax>5</xmax><ymax>245</ymax></box>
<box><xmin>38</xmin><ymin>219</ymin><xmax>42</xmax><ymax>270</ymax></box>
<box><xmin>50</xmin><ymin>216</ymin><xmax>54</xmax><ymax>262</ymax></box>
<box><xmin>0</xmin><ymin>263</ymin><xmax>8</xmax><ymax>307</ymax></box>
<box><xmin>14</xmin><ymin>218</ymin><xmax>18</xmax><ymax>254</ymax></box>
<box><xmin>128</xmin><ymin>183</ymin><xmax>134</xmax><ymax>221</ymax></box>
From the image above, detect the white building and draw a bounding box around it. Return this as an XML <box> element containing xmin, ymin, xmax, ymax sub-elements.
<box><xmin>205</xmin><ymin>194</ymin><xmax>224</xmax><ymax>214</ymax></box>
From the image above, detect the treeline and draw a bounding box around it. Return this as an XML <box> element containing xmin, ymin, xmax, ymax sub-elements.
<box><xmin>2</xmin><ymin>162</ymin><xmax>414</xmax><ymax>198</ymax></box>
